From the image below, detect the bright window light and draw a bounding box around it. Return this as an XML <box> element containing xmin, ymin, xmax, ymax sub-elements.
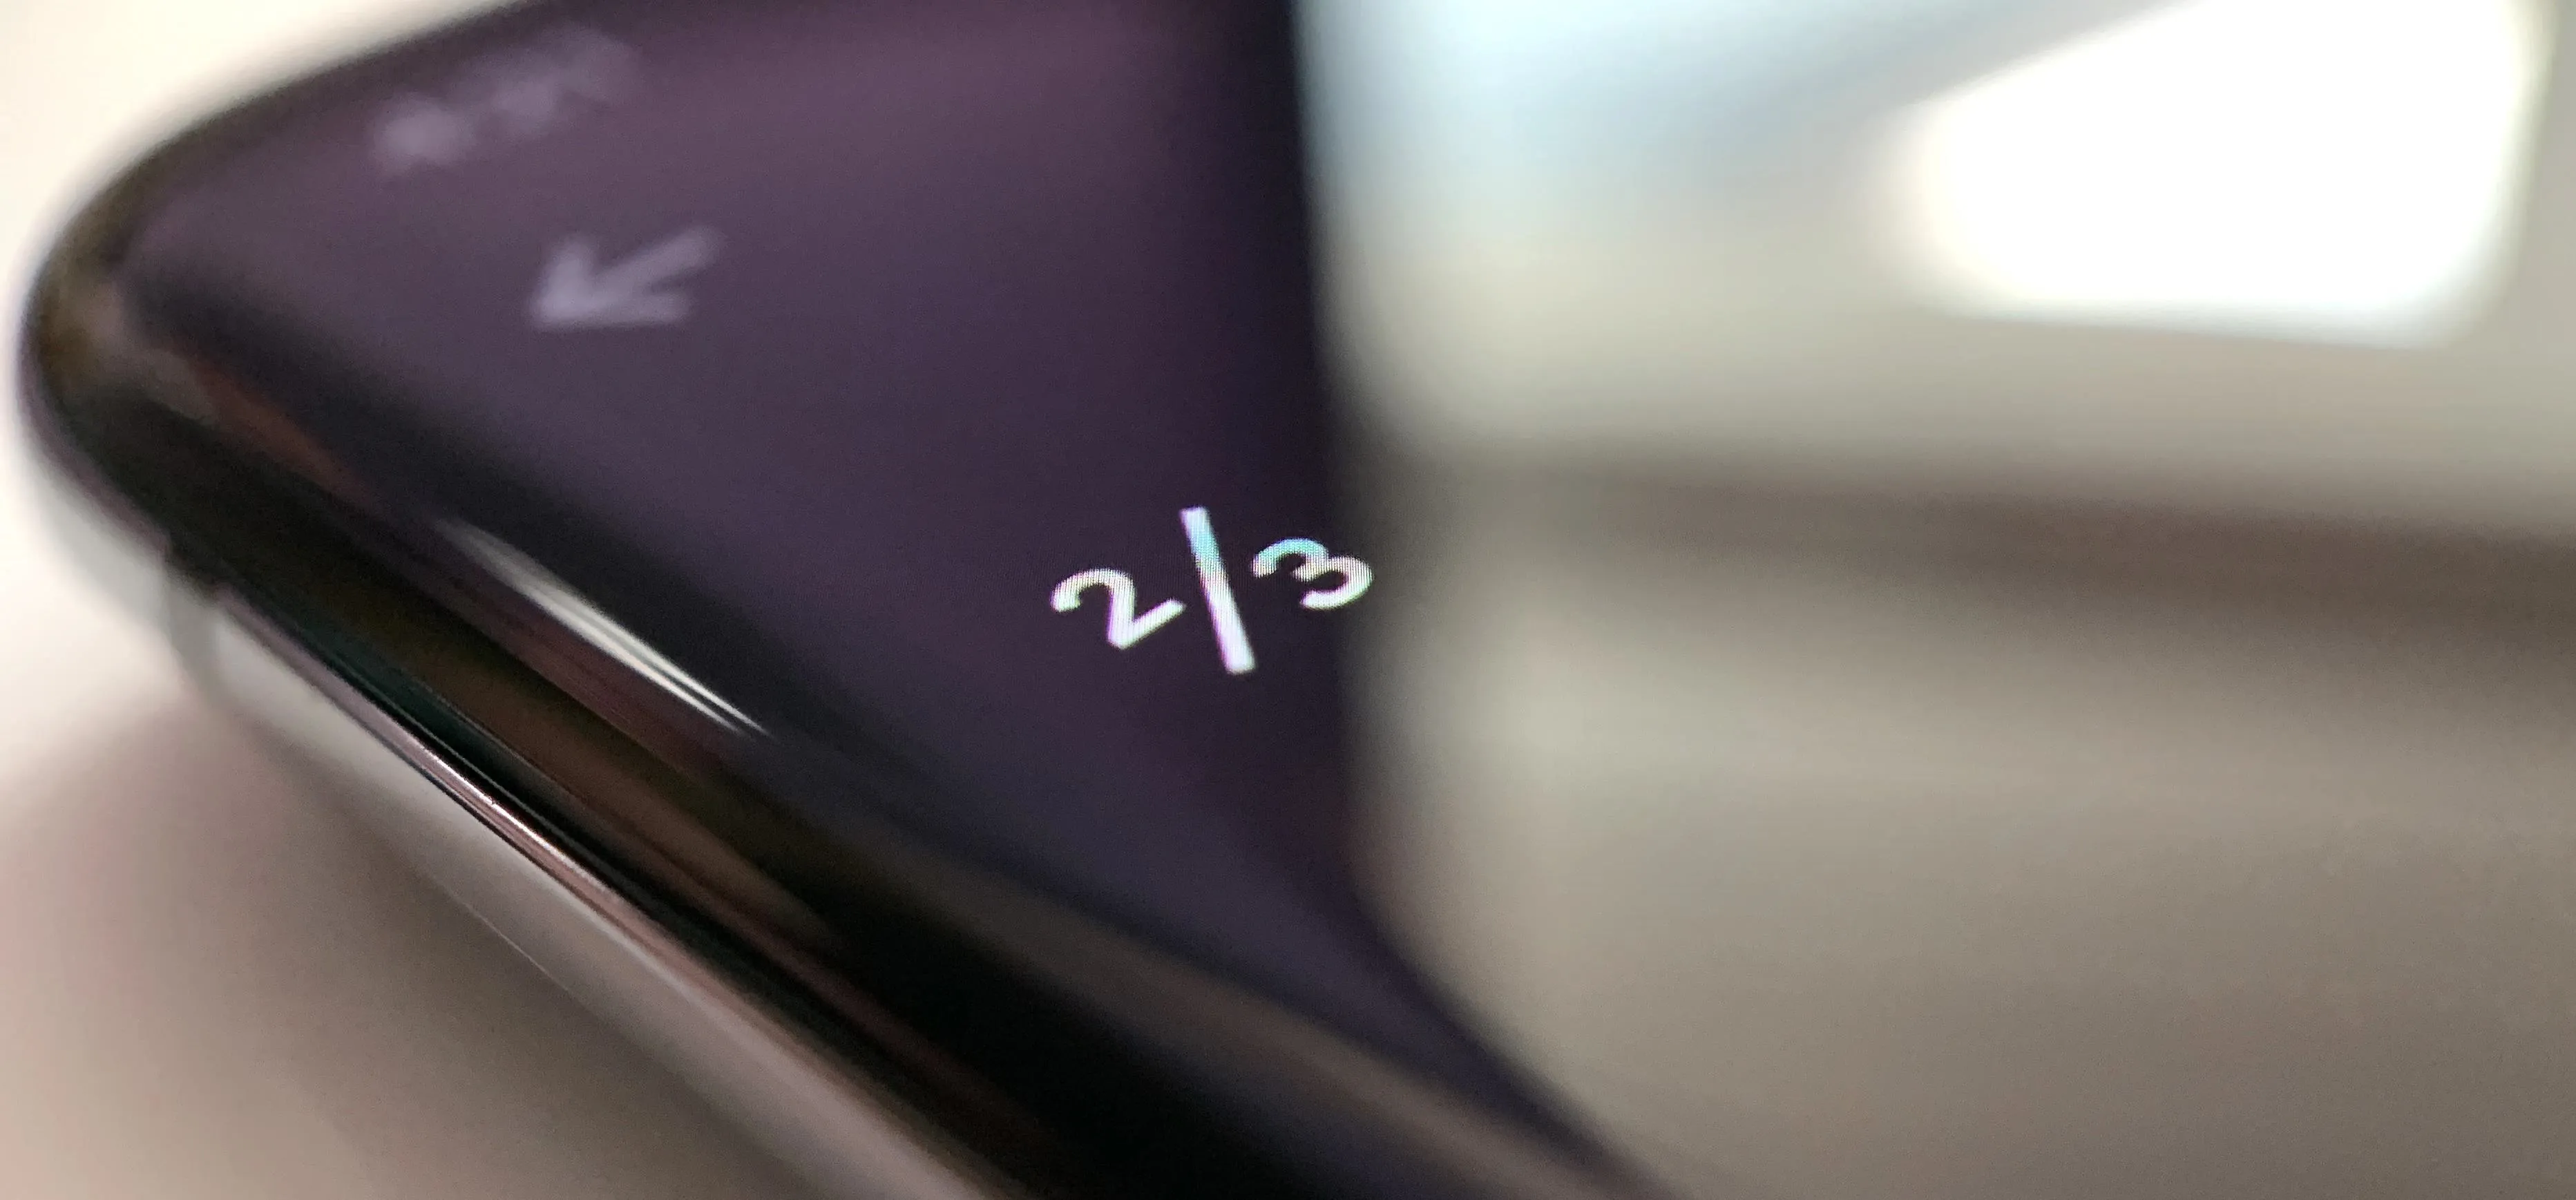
<box><xmin>1881</xmin><ymin>0</ymin><xmax>2552</xmax><ymax>345</ymax></box>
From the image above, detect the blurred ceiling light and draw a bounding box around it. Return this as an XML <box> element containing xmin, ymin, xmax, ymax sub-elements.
<box><xmin>1881</xmin><ymin>0</ymin><xmax>2552</xmax><ymax>345</ymax></box>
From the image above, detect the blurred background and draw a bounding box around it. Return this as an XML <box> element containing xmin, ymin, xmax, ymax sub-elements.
<box><xmin>1300</xmin><ymin>2</ymin><xmax>2576</xmax><ymax>1198</ymax></box>
<box><xmin>17</xmin><ymin>0</ymin><xmax>2576</xmax><ymax>1197</ymax></box>
<box><xmin>1311</xmin><ymin>0</ymin><xmax>2570</xmax><ymax>515</ymax></box>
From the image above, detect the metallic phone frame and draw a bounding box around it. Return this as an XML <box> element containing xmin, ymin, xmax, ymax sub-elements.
<box><xmin>25</xmin><ymin>335</ymin><xmax>995</xmax><ymax>1200</ymax></box>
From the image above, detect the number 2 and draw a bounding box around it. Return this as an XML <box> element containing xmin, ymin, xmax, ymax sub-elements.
<box><xmin>1251</xmin><ymin>539</ymin><xmax>1373</xmax><ymax>609</ymax></box>
<box><xmin>1051</xmin><ymin>569</ymin><xmax>1186</xmax><ymax>648</ymax></box>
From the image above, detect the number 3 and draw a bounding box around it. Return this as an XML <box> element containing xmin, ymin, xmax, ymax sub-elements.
<box><xmin>1051</xmin><ymin>569</ymin><xmax>1186</xmax><ymax>648</ymax></box>
<box><xmin>1251</xmin><ymin>539</ymin><xmax>1373</xmax><ymax>609</ymax></box>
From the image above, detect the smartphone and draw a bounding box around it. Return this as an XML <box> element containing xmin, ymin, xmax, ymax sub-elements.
<box><xmin>25</xmin><ymin>1</ymin><xmax>2576</xmax><ymax>1197</ymax></box>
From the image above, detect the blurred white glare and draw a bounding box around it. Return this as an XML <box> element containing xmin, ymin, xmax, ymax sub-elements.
<box><xmin>1882</xmin><ymin>0</ymin><xmax>2553</xmax><ymax>345</ymax></box>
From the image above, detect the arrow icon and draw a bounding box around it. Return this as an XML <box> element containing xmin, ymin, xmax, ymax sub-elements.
<box><xmin>529</xmin><ymin>226</ymin><xmax>720</xmax><ymax>329</ymax></box>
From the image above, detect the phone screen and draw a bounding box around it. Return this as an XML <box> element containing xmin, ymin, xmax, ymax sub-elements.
<box><xmin>104</xmin><ymin>0</ymin><xmax>2576</xmax><ymax>1197</ymax></box>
